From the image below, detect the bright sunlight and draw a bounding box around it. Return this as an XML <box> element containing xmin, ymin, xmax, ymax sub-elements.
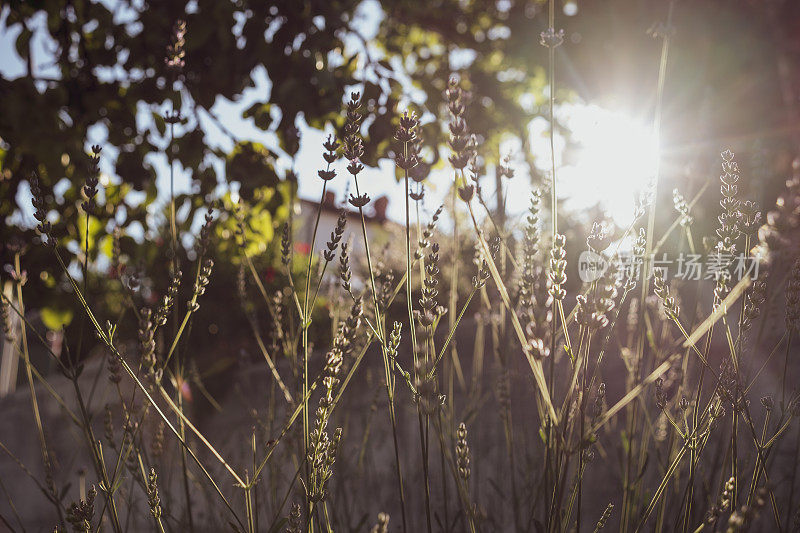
<box><xmin>535</xmin><ymin>103</ymin><xmax>659</xmax><ymax>228</ymax></box>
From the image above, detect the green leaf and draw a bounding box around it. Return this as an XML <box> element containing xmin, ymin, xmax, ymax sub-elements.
<box><xmin>152</xmin><ymin>111</ymin><xmax>166</xmax><ymax>136</ymax></box>
<box><xmin>40</xmin><ymin>307</ymin><xmax>74</xmax><ymax>330</ymax></box>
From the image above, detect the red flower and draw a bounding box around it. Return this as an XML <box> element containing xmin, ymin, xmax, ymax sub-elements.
<box><xmin>179</xmin><ymin>379</ymin><xmax>193</xmax><ymax>403</ymax></box>
<box><xmin>263</xmin><ymin>267</ymin><xmax>276</xmax><ymax>284</ymax></box>
<box><xmin>295</xmin><ymin>241</ymin><xmax>311</xmax><ymax>255</ymax></box>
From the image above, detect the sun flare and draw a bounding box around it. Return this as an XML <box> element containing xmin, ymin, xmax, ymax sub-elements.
<box><xmin>558</xmin><ymin>104</ymin><xmax>658</xmax><ymax>227</ymax></box>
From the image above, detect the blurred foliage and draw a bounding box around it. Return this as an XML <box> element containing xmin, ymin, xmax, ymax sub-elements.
<box><xmin>3</xmin><ymin>0</ymin><xmax>800</xmax><ymax>361</ymax></box>
<box><xmin>0</xmin><ymin>0</ymin><xmax>558</xmax><ymax>346</ymax></box>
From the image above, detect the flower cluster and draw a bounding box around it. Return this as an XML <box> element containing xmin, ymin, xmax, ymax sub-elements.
<box><xmin>653</xmin><ymin>269</ymin><xmax>679</xmax><ymax>321</ymax></box>
<box><xmin>519</xmin><ymin>191</ymin><xmax>552</xmax><ymax>352</ymax></box>
<box><xmin>106</xmin><ymin>347</ymin><xmax>122</xmax><ymax>384</ymax></box>
<box><xmin>416</xmin><ymin>204</ymin><xmax>443</xmax><ymax>259</ymax></box>
<box><xmin>370</xmin><ymin>513</ymin><xmax>390</xmax><ymax>533</ymax></box>
<box><xmin>548</xmin><ymin>234</ymin><xmax>567</xmax><ymax>301</ymax></box>
<box><xmin>718</xmin><ymin>360</ymin><xmax>743</xmax><ymax>411</ymax></box>
<box><xmin>66</xmin><ymin>485</ymin><xmax>96</xmax><ymax>532</ymax></box>
<box><xmin>281</xmin><ymin>222</ymin><xmax>291</xmax><ymax>265</ymax></box>
<box><xmin>446</xmin><ymin>78</ymin><xmax>474</xmax><ymax>170</ymax></box>
<box><xmin>155</xmin><ymin>269</ymin><xmax>181</xmax><ymax>327</ymax></box>
<box><xmin>624</xmin><ymin>228</ymin><xmax>647</xmax><ymax>292</ymax></box>
<box><xmin>196</xmin><ymin>206</ymin><xmax>215</xmax><ymax>257</ymax></box>
<box><xmin>333</xmin><ymin>297</ymin><xmax>362</xmax><ymax>359</ymax></box>
<box><xmin>497</xmin><ymin>153</ymin><xmax>515</xmax><ymax>179</ymax></box>
<box><xmin>394</xmin><ymin>111</ymin><xmax>421</xmax><ymax>171</ymax></box>
<box><xmin>539</xmin><ymin>27</ymin><xmax>565</xmax><ymax>48</ymax></box>
<box><xmin>318</xmin><ymin>135</ymin><xmax>340</xmax><ymax>181</ymax></box>
<box><xmin>586</xmin><ymin>221</ymin><xmax>612</xmax><ymax>253</ymax></box>
<box><xmin>339</xmin><ymin>240</ymin><xmax>352</xmax><ymax>292</ymax></box>
<box><xmin>81</xmin><ymin>145</ymin><xmax>102</xmax><ymax>214</ymax></box>
<box><xmin>147</xmin><ymin>468</ymin><xmax>162</xmax><ymax>519</ymax></box>
<box><xmin>165</xmin><ymin>20</ymin><xmax>186</xmax><ymax>71</ymax></box>
<box><xmin>286</xmin><ymin>502</ymin><xmax>302</xmax><ymax>533</ymax></box>
<box><xmin>1</xmin><ymin>296</ymin><xmax>13</xmax><ymax>342</ymax></box>
<box><xmin>595</xmin><ymin>503</ymin><xmax>614</xmax><ymax>531</ymax></box>
<box><xmin>189</xmin><ymin>257</ymin><xmax>214</xmax><ymax>311</ymax></box>
<box><xmin>717</xmin><ymin>150</ymin><xmax>741</xmax><ymax>253</ymax></box>
<box><xmin>705</xmin><ymin>477</ymin><xmax>735</xmax><ymax>526</ymax></box>
<box><xmin>741</xmin><ymin>277</ymin><xmax>766</xmax><ymax>334</ymax></box>
<box><xmin>417</xmin><ymin>243</ymin><xmax>441</xmax><ymax>327</ymax></box>
<box><xmin>349</xmin><ymin>193</ymin><xmax>370</xmax><ymax>208</ymax></box>
<box><xmin>413</xmin><ymin>356</ymin><xmax>439</xmax><ymax>415</ymax></box>
<box><xmin>138</xmin><ymin>308</ymin><xmax>157</xmax><ymax>373</ymax></box>
<box><xmin>669</xmin><ymin>190</ymin><xmax>692</xmax><ymax>230</ymax></box>
<box><xmin>458</xmin><ymin>183</ymin><xmax>475</xmax><ymax>203</ymax></box>
<box><xmin>307</xmin><ymin>421</ymin><xmax>342</xmax><ymax>503</ymax></box>
<box><xmin>151</xmin><ymin>420</ymin><xmax>165</xmax><ymax>459</ymax></box>
<box><xmin>576</xmin><ymin>274</ymin><xmax>617</xmax><ymax>331</ymax></box>
<box><xmin>343</xmin><ymin>92</ymin><xmax>364</xmax><ymax>177</ymax></box>
<box><xmin>522</xmin><ymin>191</ymin><xmax>542</xmax><ymax>260</ymax></box>
<box><xmin>738</xmin><ymin>200</ymin><xmax>761</xmax><ymax>238</ymax></box>
<box><xmin>323</xmin><ymin>210</ymin><xmax>347</xmax><ymax>262</ymax></box>
<box><xmin>654</xmin><ymin>377</ymin><xmax>668</xmax><ymax>410</ymax></box>
<box><xmin>456</xmin><ymin>422</ymin><xmax>471</xmax><ymax>482</ymax></box>
<box><xmin>30</xmin><ymin>175</ymin><xmax>55</xmax><ymax>247</ymax></box>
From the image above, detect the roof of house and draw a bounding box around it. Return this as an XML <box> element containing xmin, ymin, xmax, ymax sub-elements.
<box><xmin>298</xmin><ymin>191</ymin><xmax>391</xmax><ymax>224</ymax></box>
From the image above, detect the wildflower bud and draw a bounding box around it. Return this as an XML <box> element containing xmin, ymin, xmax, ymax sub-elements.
<box><xmin>539</xmin><ymin>27</ymin><xmax>565</xmax><ymax>47</ymax></box>
<box><xmin>653</xmin><ymin>270</ymin><xmax>680</xmax><ymax>320</ymax></box>
<box><xmin>587</xmin><ymin>221</ymin><xmax>612</xmax><ymax>252</ymax></box>
<box><xmin>595</xmin><ymin>503</ymin><xmax>613</xmax><ymax>531</ymax></box>
<box><xmin>322</xmin><ymin>134</ymin><xmax>340</xmax><ymax>164</ymax></box>
<box><xmin>654</xmin><ymin>378</ymin><xmax>667</xmax><ymax>410</ymax></box>
<box><xmin>458</xmin><ymin>184</ymin><xmax>475</xmax><ymax>202</ymax></box>
<box><xmin>348</xmin><ymin>193</ymin><xmax>370</xmax><ymax>208</ymax></box>
<box><xmin>339</xmin><ymin>241</ymin><xmax>352</xmax><ymax>292</ymax></box>
<box><xmin>66</xmin><ymin>485</ymin><xmax>96</xmax><ymax>532</ymax></box>
<box><xmin>1</xmin><ymin>297</ymin><xmax>14</xmax><ymax>342</ymax></box>
<box><xmin>760</xmin><ymin>396</ymin><xmax>774</xmax><ymax>411</ymax></box>
<box><xmin>281</xmin><ymin>222</ymin><xmax>291</xmax><ymax>265</ymax></box>
<box><xmin>147</xmin><ymin>468</ymin><xmax>162</xmax><ymax>519</ymax></box>
<box><xmin>317</xmin><ymin>169</ymin><xmax>336</xmax><ymax>181</ymax></box>
<box><xmin>165</xmin><ymin>20</ymin><xmax>186</xmax><ymax>71</ymax></box>
<box><xmin>286</xmin><ymin>502</ymin><xmax>302</xmax><ymax>533</ymax></box>
<box><xmin>371</xmin><ymin>512</ymin><xmax>390</xmax><ymax>533</ymax></box>
<box><xmin>679</xmin><ymin>396</ymin><xmax>689</xmax><ymax>411</ymax></box>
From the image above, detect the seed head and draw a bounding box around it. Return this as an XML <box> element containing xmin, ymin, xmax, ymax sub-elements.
<box><xmin>456</xmin><ymin>422</ymin><xmax>471</xmax><ymax>482</ymax></box>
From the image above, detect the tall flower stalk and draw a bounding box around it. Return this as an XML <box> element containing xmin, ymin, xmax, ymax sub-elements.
<box><xmin>621</xmin><ymin>2</ymin><xmax>675</xmax><ymax>528</ymax></box>
<box><xmin>343</xmin><ymin>92</ymin><xmax>409</xmax><ymax>533</ymax></box>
